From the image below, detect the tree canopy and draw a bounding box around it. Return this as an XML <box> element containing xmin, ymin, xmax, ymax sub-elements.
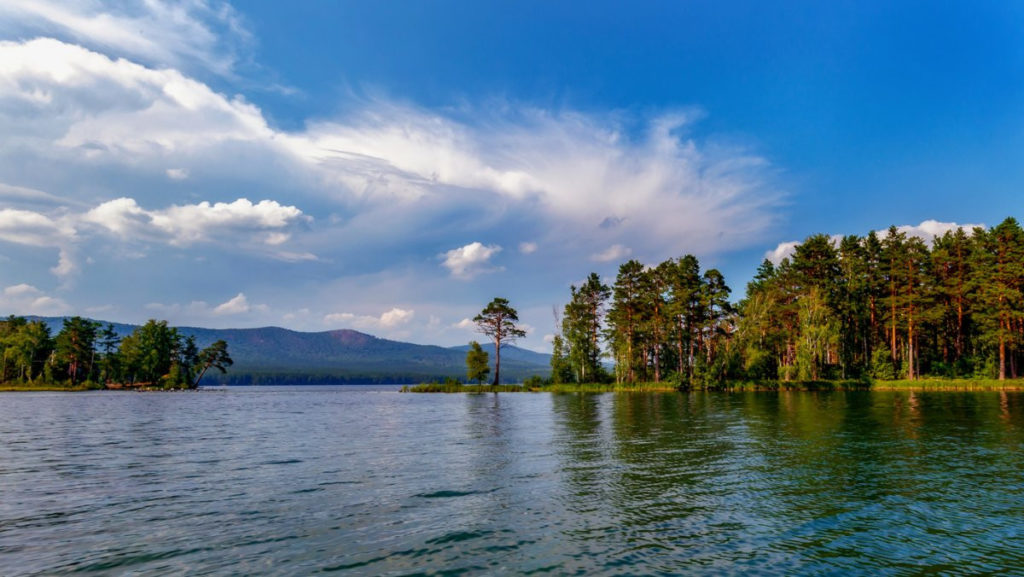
<box><xmin>556</xmin><ymin>217</ymin><xmax>1024</xmax><ymax>385</ymax></box>
<box><xmin>474</xmin><ymin>298</ymin><xmax>527</xmax><ymax>385</ymax></box>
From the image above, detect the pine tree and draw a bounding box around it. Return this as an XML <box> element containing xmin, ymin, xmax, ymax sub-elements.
<box><xmin>466</xmin><ymin>340</ymin><xmax>490</xmax><ymax>384</ymax></box>
<box><xmin>474</xmin><ymin>298</ymin><xmax>527</xmax><ymax>386</ymax></box>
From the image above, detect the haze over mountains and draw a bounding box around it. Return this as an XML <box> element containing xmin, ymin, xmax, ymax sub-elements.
<box><xmin>28</xmin><ymin>317</ymin><xmax>551</xmax><ymax>384</ymax></box>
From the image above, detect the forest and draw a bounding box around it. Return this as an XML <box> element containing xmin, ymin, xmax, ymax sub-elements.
<box><xmin>551</xmin><ymin>217</ymin><xmax>1024</xmax><ymax>387</ymax></box>
<box><xmin>0</xmin><ymin>317</ymin><xmax>231</xmax><ymax>389</ymax></box>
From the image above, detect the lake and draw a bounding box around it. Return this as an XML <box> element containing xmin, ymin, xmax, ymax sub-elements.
<box><xmin>2</xmin><ymin>386</ymin><xmax>1023</xmax><ymax>575</ymax></box>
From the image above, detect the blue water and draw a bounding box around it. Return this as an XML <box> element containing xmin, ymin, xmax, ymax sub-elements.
<box><xmin>2</xmin><ymin>387</ymin><xmax>1023</xmax><ymax>575</ymax></box>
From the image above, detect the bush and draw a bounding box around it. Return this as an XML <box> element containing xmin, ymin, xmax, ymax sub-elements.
<box><xmin>523</xmin><ymin>375</ymin><xmax>545</xmax><ymax>389</ymax></box>
<box><xmin>869</xmin><ymin>349</ymin><xmax>896</xmax><ymax>380</ymax></box>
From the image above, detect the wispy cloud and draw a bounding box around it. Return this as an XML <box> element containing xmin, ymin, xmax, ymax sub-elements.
<box><xmin>0</xmin><ymin>6</ymin><xmax>786</xmax><ymax>350</ymax></box>
<box><xmin>0</xmin><ymin>0</ymin><xmax>250</xmax><ymax>76</ymax></box>
<box><xmin>591</xmin><ymin>244</ymin><xmax>632</xmax><ymax>263</ymax></box>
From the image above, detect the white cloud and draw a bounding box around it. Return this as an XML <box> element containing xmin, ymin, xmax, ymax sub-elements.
<box><xmin>0</xmin><ymin>38</ymin><xmax>272</xmax><ymax>160</ymax></box>
<box><xmin>0</xmin><ymin>18</ymin><xmax>784</xmax><ymax>352</ymax></box>
<box><xmin>0</xmin><ymin>208</ymin><xmax>74</xmax><ymax>247</ymax></box>
<box><xmin>84</xmin><ymin>197</ymin><xmax>308</xmax><ymax>247</ymax></box>
<box><xmin>591</xmin><ymin>244</ymin><xmax>632</xmax><ymax>263</ymax></box>
<box><xmin>766</xmin><ymin>221</ymin><xmax>985</xmax><ymax>265</ymax></box>
<box><xmin>147</xmin><ymin>294</ymin><xmax>267</xmax><ymax>320</ymax></box>
<box><xmin>213</xmin><ymin>292</ymin><xmax>249</xmax><ymax>315</ymax></box>
<box><xmin>765</xmin><ymin>240</ymin><xmax>800</xmax><ymax>265</ymax></box>
<box><xmin>166</xmin><ymin>168</ymin><xmax>189</xmax><ymax>180</ymax></box>
<box><xmin>0</xmin><ymin>36</ymin><xmax>780</xmax><ymax>266</ymax></box>
<box><xmin>0</xmin><ymin>208</ymin><xmax>78</xmax><ymax>278</ymax></box>
<box><xmin>324</xmin><ymin>307</ymin><xmax>415</xmax><ymax>330</ymax></box>
<box><xmin>0</xmin><ymin>283</ymin><xmax>70</xmax><ymax>315</ymax></box>
<box><xmin>453</xmin><ymin>318</ymin><xmax>476</xmax><ymax>330</ymax></box>
<box><xmin>441</xmin><ymin>242</ymin><xmax>503</xmax><ymax>279</ymax></box>
<box><xmin>379</xmin><ymin>307</ymin><xmax>414</xmax><ymax>328</ymax></box>
<box><xmin>0</xmin><ymin>181</ymin><xmax>67</xmax><ymax>205</ymax></box>
<box><xmin>543</xmin><ymin>333</ymin><xmax>555</xmax><ymax>344</ymax></box>
<box><xmin>891</xmin><ymin>220</ymin><xmax>983</xmax><ymax>243</ymax></box>
<box><xmin>0</xmin><ymin>0</ymin><xmax>250</xmax><ymax>76</ymax></box>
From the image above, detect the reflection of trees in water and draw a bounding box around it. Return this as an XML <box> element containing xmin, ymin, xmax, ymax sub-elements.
<box><xmin>545</xmin><ymin>391</ymin><xmax>1024</xmax><ymax>570</ymax></box>
<box><xmin>549</xmin><ymin>393</ymin><xmax>612</xmax><ymax>502</ymax></box>
<box><xmin>462</xmin><ymin>393</ymin><xmax>513</xmax><ymax>482</ymax></box>
<box><xmin>550</xmin><ymin>392</ymin><xmax>744</xmax><ymax>564</ymax></box>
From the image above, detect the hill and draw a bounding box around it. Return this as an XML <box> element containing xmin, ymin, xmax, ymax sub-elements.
<box><xmin>26</xmin><ymin>317</ymin><xmax>551</xmax><ymax>384</ymax></box>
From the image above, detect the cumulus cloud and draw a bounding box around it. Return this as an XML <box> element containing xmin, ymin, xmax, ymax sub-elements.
<box><xmin>453</xmin><ymin>318</ymin><xmax>476</xmax><ymax>330</ymax></box>
<box><xmin>0</xmin><ymin>208</ymin><xmax>74</xmax><ymax>247</ymax></box>
<box><xmin>765</xmin><ymin>220</ymin><xmax>985</xmax><ymax>265</ymax></box>
<box><xmin>213</xmin><ymin>292</ymin><xmax>249</xmax><ymax>315</ymax></box>
<box><xmin>84</xmin><ymin>197</ymin><xmax>308</xmax><ymax>247</ymax></box>
<box><xmin>379</xmin><ymin>307</ymin><xmax>415</xmax><ymax>328</ymax></box>
<box><xmin>893</xmin><ymin>220</ymin><xmax>983</xmax><ymax>242</ymax></box>
<box><xmin>324</xmin><ymin>307</ymin><xmax>415</xmax><ymax>330</ymax></box>
<box><xmin>0</xmin><ymin>38</ymin><xmax>273</xmax><ymax>160</ymax></box>
<box><xmin>765</xmin><ymin>240</ymin><xmax>800</xmax><ymax>265</ymax></box>
<box><xmin>146</xmin><ymin>294</ymin><xmax>267</xmax><ymax>319</ymax></box>
<box><xmin>0</xmin><ymin>283</ymin><xmax>70</xmax><ymax>315</ymax></box>
<box><xmin>0</xmin><ymin>36</ymin><xmax>780</xmax><ymax>264</ymax></box>
<box><xmin>441</xmin><ymin>242</ymin><xmax>503</xmax><ymax>279</ymax></box>
<box><xmin>0</xmin><ymin>208</ymin><xmax>78</xmax><ymax>278</ymax></box>
<box><xmin>591</xmin><ymin>244</ymin><xmax>632</xmax><ymax>263</ymax></box>
<box><xmin>0</xmin><ymin>8</ymin><xmax>786</xmax><ymax>352</ymax></box>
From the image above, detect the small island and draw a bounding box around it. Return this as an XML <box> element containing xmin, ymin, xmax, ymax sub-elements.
<box><xmin>409</xmin><ymin>217</ymin><xmax>1024</xmax><ymax>393</ymax></box>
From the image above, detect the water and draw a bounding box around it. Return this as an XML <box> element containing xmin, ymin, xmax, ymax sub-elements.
<box><xmin>2</xmin><ymin>387</ymin><xmax>1024</xmax><ymax>575</ymax></box>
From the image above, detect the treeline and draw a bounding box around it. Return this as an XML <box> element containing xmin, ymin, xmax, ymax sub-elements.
<box><xmin>0</xmin><ymin>316</ymin><xmax>231</xmax><ymax>389</ymax></box>
<box><xmin>552</xmin><ymin>217</ymin><xmax>1024</xmax><ymax>385</ymax></box>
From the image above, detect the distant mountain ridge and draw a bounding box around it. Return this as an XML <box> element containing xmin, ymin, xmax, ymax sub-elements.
<box><xmin>23</xmin><ymin>317</ymin><xmax>551</xmax><ymax>384</ymax></box>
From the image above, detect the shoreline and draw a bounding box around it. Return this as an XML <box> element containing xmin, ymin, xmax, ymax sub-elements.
<box><xmin>402</xmin><ymin>378</ymin><xmax>1024</xmax><ymax>393</ymax></box>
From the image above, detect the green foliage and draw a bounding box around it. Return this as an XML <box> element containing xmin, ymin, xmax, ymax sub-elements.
<box><xmin>54</xmin><ymin>317</ymin><xmax>99</xmax><ymax>385</ymax></box>
<box><xmin>562</xmin><ymin>273</ymin><xmax>611</xmax><ymax>383</ymax></box>
<box><xmin>474</xmin><ymin>297</ymin><xmax>527</xmax><ymax>385</ymax></box>
<box><xmin>549</xmin><ymin>335</ymin><xmax>573</xmax><ymax>384</ymax></box>
<box><xmin>869</xmin><ymin>348</ymin><xmax>896</xmax><ymax>380</ymax></box>
<box><xmin>0</xmin><ymin>316</ymin><xmax>233</xmax><ymax>390</ymax></box>
<box><xmin>465</xmin><ymin>340</ymin><xmax>490</xmax><ymax>384</ymax></box>
<box><xmin>193</xmin><ymin>339</ymin><xmax>233</xmax><ymax>388</ymax></box>
<box><xmin>403</xmin><ymin>381</ymin><xmax>526</xmax><ymax>393</ymax></box>
<box><xmin>523</xmin><ymin>375</ymin><xmax>545</xmax><ymax>389</ymax></box>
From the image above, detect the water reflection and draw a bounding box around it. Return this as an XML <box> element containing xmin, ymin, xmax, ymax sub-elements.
<box><xmin>4</xmin><ymin>389</ymin><xmax>1024</xmax><ymax>575</ymax></box>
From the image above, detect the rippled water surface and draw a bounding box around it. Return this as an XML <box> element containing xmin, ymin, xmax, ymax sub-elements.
<box><xmin>3</xmin><ymin>387</ymin><xmax>1024</xmax><ymax>575</ymax></box>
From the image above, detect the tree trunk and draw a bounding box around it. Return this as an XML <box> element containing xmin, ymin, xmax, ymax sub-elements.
<box><xmin>999</xmin><ymin>323</ymin><xmax>1006</xmax><ymax>381</ymax></box>
<box><xmin>493</xmin><ymin>338</ymin><xmax>502</xmax><ymax>386</ymax></box>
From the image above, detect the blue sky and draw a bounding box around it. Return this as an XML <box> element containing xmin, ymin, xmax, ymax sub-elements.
<box><xmin>0</xmin><ymin>1</ymin><xmax>1021</xmax><ymax>351</ymax></box>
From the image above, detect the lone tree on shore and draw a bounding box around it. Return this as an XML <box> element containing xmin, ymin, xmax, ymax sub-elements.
<box><xmin>466</xmin><ymin>341</ymin><xmax>490</xmax><ymax>384</ymax></box>
<box><xmin>473</xmin><ymin>298</ymin><xmax>527</xmax><ymax>385</ymax></box>
<box><xmin>192</xmin><ymin>340</ymin><xmax>233</xmax><ymax>388</ymax></box>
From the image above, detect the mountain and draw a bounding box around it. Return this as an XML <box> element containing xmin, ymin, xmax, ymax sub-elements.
<box><xmin>448</xmin><ymin>342</ymin><xmax>552</xmax><ymax>366</ymax></box>
<box><xmin>25</xmin><ymin>317</ymin><xmax>551</xmax><ymax>384</ymax></box>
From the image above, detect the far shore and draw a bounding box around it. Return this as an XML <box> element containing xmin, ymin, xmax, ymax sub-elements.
<box><xmin>6</xmin><ymin>378</ymin><xmax>1024</xmax><ymax>393</ymax></box>
<box><xmin>402</xmin><ymin>378</ymin><xmax>1024</xmax><ymax>393</ymax></box>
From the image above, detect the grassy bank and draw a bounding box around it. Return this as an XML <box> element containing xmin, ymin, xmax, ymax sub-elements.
<box><xmin>870</xmin><ymin>378</ymin><xmax>1024</xmax><ymax>391</ymax></box>
<box><xmin>0</xmin><ymin>383</ymin><xmax>104</xmax><ymax>392</ymax></box>
<box><xmin>403</xmin><ymin>378</ymin><xmax>1024</xmax><ymax>393</ymax></box>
